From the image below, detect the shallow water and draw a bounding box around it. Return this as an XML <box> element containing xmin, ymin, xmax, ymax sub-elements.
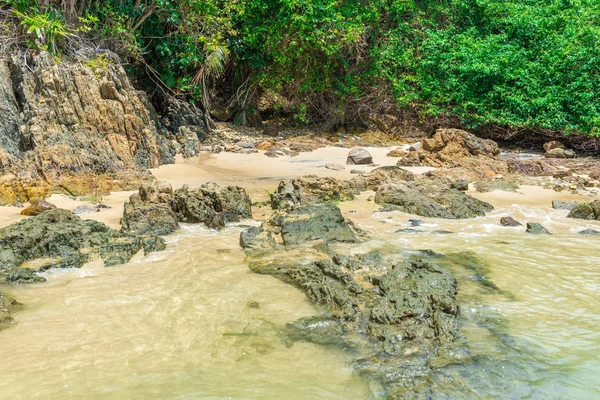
<box><xmin>1</xmin><ymin>148</ymin><xmax>599</xmax><ymax>399</ymax></box>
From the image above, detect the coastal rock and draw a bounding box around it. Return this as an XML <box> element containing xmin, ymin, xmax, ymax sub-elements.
<box><xmin>0</xmin><ymin>292</ymin><xmax>18</xmax><ymax>330</ymax></box>
<box><xmin>552</xmin><ymin>200</ymin><xmax>581</xmax><ymax>211</ymax></box>
<box><xmin>173</xmin><ymin>183</ymin><xmax>252</xmax><ymax>228</ymax></box>
<box><xmin>270</xmin><ymin>176</ymin><xmax>355</xmax><ymax>210</ymax></box>
<box><xmin>346</xmin><ymin>148</ymin><xmax>373</xmax><ymax>165</ymax></box>
<box><xmin>20</xmin><ymin>199</ymin><xmax>57</xmax><ymax>216</ymax></box>
<box><xmin>589</xmin><ymin>169</ymin><xmax>600</xmax><ymax>180</ymax></box>
<box><xmin>375</xmin><ymin>180</ymin><xmax>493</xmax><ymax>219</ymax></box>
<box><xmin>349</xmin><ymin>166</ymin><xmax>415</xmax><ymax>192</ymax></box>
<box><xmin>526</xmin><ymin>223</ymin><xmax>551</xmax><ymax>234</ymax></box>
<box><xmin>451</xmin><ymin>180</ymin><xmax>469</xmax><ymax>191</ymax></box>
<box><xmin>239</xmin><ymin>226</ymin><xmax>276</xmax><ymax>250</ymax></box>
<box><xmin>567</xmin><ymin>200</ymin><xmax>600</xmax><ymax>220</ymax></box>
<box><xmin>578</xmin><ymin>229</ymin><xmax>600</xmax><ymax>235</ymax></box>
<box><xmin>161</xmin><ymin>98</ymin><xmax>206</xmax><ymax>157</ymax></box>
<box><xmin>0</xmin><ymin>209</ymin><xmax>166</xmax><ymax>283</ymax></box>
<box><xmin>543</xmin><ymin>141</ymin><xmax>563</xmax><ymax>152</ymax></box>
<box><xmin>508</xmin><ymin>159</ymin><xmax>559</xmax><ymax>176</ymax></box>
<box><xmin>72</xmin><ymin>205</ymin><xmax>99</xmax><ymax>215</ymax></box>
<box><xmin>0</xmin><ymin>52</ymin><xmax>174</xmax><ymax>205</ymax></box>
<box><xmin>386</xmin><ymin>148</ymin><xmax>406</xmax><ymax>158</ymax></box>
<box><xmin>122</xmin><ymin>181</ymin><xmax>179</xmax><ymax>236</ymax></box>
<box><xmin>545</xmin><ymin>148</ymin><xmax>575</xmax><ymax>159</ymax></box>
<box><xmin>500</xmin><ymin>217</ymin><xmax>522</xmax><ymax>227</ymax></box>
<box><xmin>395</xmin><ymin>149</ymin><xmax>421</xmax><ymax>167</ymax></box>
<box><xmin>474</xmin><ymin>179</ymin><xmax>520</xmax><ymax>193</ymax></box>
<box><xmin>278</xmin><ymin>204</ymin><xmax>358</xmax><ymax>245</ymax></box>
<box><xmin>325</xmin><ymin>163</ymin><xmax>345</xmax><ymax>171</ymax></box>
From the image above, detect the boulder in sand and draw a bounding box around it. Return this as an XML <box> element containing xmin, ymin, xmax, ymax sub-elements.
<box><xmin>20</xmin><ymin>199</ymin><xmax>56</xmax><ymax>216</ymax></box>
<box><xmin>526</xmin><ymin>223</ymin><xmax>551</xmax><ymax>234</ymax></box>
<box><xmin>346</xmin><ymin>148</ymin><xmax>373</xmax><ymax>165</ymax></box>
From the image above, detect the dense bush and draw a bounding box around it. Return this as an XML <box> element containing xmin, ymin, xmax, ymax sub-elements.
<box><xmin>3</xmin><ymin>0</ymin><xmax>599</xmax><ymax>136</ymax></box>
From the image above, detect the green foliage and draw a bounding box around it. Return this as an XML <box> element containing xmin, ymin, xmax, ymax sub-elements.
<box><xmin>12</xmin><ymin>8</ymin><xmax>70</xmax><ymax>54</ymax></box>
<box><xmin>5</xmin><ymin>0</ymin><xmax>600</xmax><ymax>136</ymax></box>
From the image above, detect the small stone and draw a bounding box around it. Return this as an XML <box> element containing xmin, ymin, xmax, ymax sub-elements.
<box><xmin>346</xmin><ymin>148</ymin><xmax>373</xmax><ymax>165</ymax></box>
<box><xmin>350</xmin><ymin>170</ymin><xmax>362</xmax><ymax>174</ymax></box>
<box><xmin>526</xmin><ymin>223</ymin><xmax>551</xmax><ymax>234</ymax></box>
<box><xmin>553</xmin><ymin>170</ymin><xmax>573</xmax><ymax>179</ymax></box>
<box><xmin>247</xmin><ymin>300</ymin><xmax>260</xmax><ymax>309</ymax></box>
<box><xmin>500</xmin><ymin>217</ymin><xmax>522</xmax><ymax>227</ymax></box>
<box><xmin>408</xmin><ymin>219</ymin><xmax>424</xmax><ymax>226</ymax></box>
<box><xmin>20</xmin><ymin>199</ymin><xmax>57</xmax><ymax>216</ymax></box>
<box><xmin>325</xmin><ymin>164</ymin><xmax>345</xmax><ymax>171</ymax></box>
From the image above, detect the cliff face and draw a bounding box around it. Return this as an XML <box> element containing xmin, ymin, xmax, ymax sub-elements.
<box><xmin>0</xmin><ymin>52</ymin><xmax>176</xmax><ymax>205</ymax></box>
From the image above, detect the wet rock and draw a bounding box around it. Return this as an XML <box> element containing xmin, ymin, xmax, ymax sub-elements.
<box><xmin>395</xmin><ymin>228</ymin><xmax>423</xmax><ymax>234</ymax></box>
<box><xmin>122</xmin><ymin>181</ymin><xmax>179</xmax><ymax>236</ymax></box>
<box><xmin>578</xmin><ymin>229</ymin><xmax>600</xmax><ymax>235</ymax></box>
<box><xmin>0</xmin><ymin>209</ymin><xmax>166</xmax><ymax>282</ymax></box>
<box><xmin>526</xmin><ymin>223</ymin><xmax>551</xmax><ymax>234</ymax></box>
<box><xmin>20</xmin><ymin>199</ymin><xmax>57</xmax><ymax>216</ymax></box>
<box><xmin>240</xmin><ymin>226</ymin><xmax>276</xmax><ymax>250</ymax></box>
<box><xmin>346</xmin><ymin>148</ymin><xmax>373</xmax><ymax>165</ymax></box>
<box><xmin>270</xmin><ymin>176</ymin><xmax>355</xmax><ymax>210</ymax></box>
<box><xmin>278</xmin><ymin>204</ymin><xmax>358</xmax><ymax>245</ymax></box>
<box><xmin>173</xmin><ymin>183</ymin><xmax>252</xmax><ymax>228</ymax></box>
<box><xmin>552</xmin><ymin>200</ymin><xmax>581</xmax><ymax>211</ymax></box>
<box><xmin>408</xmin><ymin>219</ymin><xmax>424</xmax><ymax>226</ymax></box>
<box><xmin>589</xmin><ymin>169</ymin><xmax>600</xmax><ymax>180</ymax></box>
<box><xmin>567</xmin><ymin>200</ymin><xmax>600</xmax><ymax>220</ymax></box>
<box><xmin>0</xmin><ymin>292</ymin><xmax>18</xmax><ymax>330</ymax></box>
<box><xmin>325</xmin><ymin>163</ymin><xmax>345</xmax><ymax>171</ymax></box>
<box><xmin>375</xmin><ymin>179</ymin><xmax>493</xmax><ymax>219</ymax></box>
<box><xmin>452</xmin><ymin>180</ymin><xmax>469</xmax><ymax>191</ymax></box>
<box><xmin>500</xmin><ymin>217</ymin><xmax>523</xmax><ymax>227</ymax></box>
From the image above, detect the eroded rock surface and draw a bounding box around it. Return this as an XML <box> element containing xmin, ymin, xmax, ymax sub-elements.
<box><xmin>270</xmin><ymin>175</ymin><xmax>356</xmax><ymax>210</ymax></box>
<box><xmin>0</xmin><ymin>209</ymin><xmax>165</xmax><ymax>283</ymax></box>
<box><xmin>375</xmin><ymin>180</ymin><xmax>493</xmax><ymax>219</ymax></box>
<box><xmin>567</xmin><ymin>200</ymin><xmax>600</xmax><ymax>221</ymax></box>
<box><xmin>0</xmin><ymin>52</ymin><xmax>175</xmax><ymax>205</ymax></box>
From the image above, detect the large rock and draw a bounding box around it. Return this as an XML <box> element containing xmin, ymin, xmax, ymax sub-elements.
<box><xmin>270</xmin><ymin>175</ymin><xmax>356</xmax><ymax>210</ymax></box>
<box><xmin>239</xmin><ymin>226</ymin><xmax>276</xmax><ymax>250</ymax></box>
<box><xmin>0</xmin><ymin>209</ymin><xmax>166</xmax><ymax>283</ymax></box>
<box><xmin>0</xmin><ymin>52</ymin><xmax>175</xmax><ymax>205</ymax></box>
<box><xmin>122</xmin><ymin>181</ymin><xmax>179</xmax><ymax>236</ymax></box>
<box><xmin>173</xmin><ymin>183</ymin><xmax>252</xmax><ymax>228</ymax></box>
<box><xmin>160</xmin><ymin>98</ymin><xmax>206</xmax><ymax>157</ymax></box>
<box><xmin>375</xmin><ymin>179</ymin><xmax>493</xmax><ymax>219</ymax></box>
<box><xmin>277</xmin><ymin>204</ymin><xmax>357</xmax><ymax>245</ymax></box>
<box><xmin>346</xmin><ymin>148</ymin><xmax>373</xmax><ymax>165</ymax></box>
<box><xmin>552</xmin><ymin>200</ymin><xmax>581</xmax><ymax>211</ymax></box>
<box><xmin>526</xmin><ymin>223</ymin><xmax>551</xmax><ymax>234</ymax></box>
<box><xmin>567</xmin><ymin>200</ymin><xmax>600</xmax><ymax>220</ymax></box>
<box><xmin>20</xmin><ymin>199</ymin><xmax>57</xmax><ymax>216</ymax></box>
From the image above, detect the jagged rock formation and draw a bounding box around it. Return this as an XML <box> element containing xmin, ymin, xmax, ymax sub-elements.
<box><xmin>0</xmin><ymin>51</ymin><xmax>177</xmax><ymax>205</ymax></box>
<box><xmin>270</xmin><ymin>175</ymin><xmax>356</xmax><ymax>210</ymax></box>
<box><xmin>0</xmin><ymin>209</ymin><xmax>166</xmax><ymax>284</ymax></box>
<box><xmin>567</xmin><ymin>200</ymin><xmax>600</xmax><ymax>220</ymax></box>
<box><xmin>122</xmin><ymin>181</ymin><xmax>253</xmax><ymax>233</ymax></box>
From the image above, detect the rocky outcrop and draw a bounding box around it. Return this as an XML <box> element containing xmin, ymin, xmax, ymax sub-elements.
<box><xmin>375</xmin><ymin>180</ymin><xmax>493</xmax><ymax>219</ymax></box>
<box><xmin>160</xmin><ymin>98</ymin><xmax>206</xmax><ymax>157</ymax></box>
<box><xmin>552</xmin><ymin>200</ymin><xmax>581</xmax><ymax>211</ymax></box>
<box><xmin>349</xmin><ymin>166</ymin><xmax>415</xmax><ymax>192</ymax></box>
<box><xmin>543</xmin><ymin>141</ymin><xmax>575</xmax><ymax>159</ymax></box>
<box><xmin>0</xmin><ymin>52</ymin><xmax>176</xmax><ymax>205</ymax></box>
<box><xmin>567</xmin><ymin>200</ymin><xmax>600</xmax><ymax>220</ymax></box>
<box><xmin>270</xmin><ymin>175</ymin><xmax>356</xmax><ymax>210</ymax></box>
<box><xmin>122</xmin><ymin>181</ymin><xmax>252</xmax><ymax>233</ymax></box>
<box><xmin>526</xmin><ymin>223</ymin><xmax>551</xmax><ymax>234</ymax></box>
<box><xmin>277</xmin><ymin>204</ymin><xmax>358</xmax><ymax>245</ymax></box>
<box><xmin>397</xmin><ymin>129</ymin><xmax>507</xmax><ymax>179</ymax></box>
<box><xmin>122</xmin><ymin>181</ymin><xmax>179</xmax><ymax>236</ymax></box>
<box><xmin>239</xmin><ymin>226</ymin><xmax>276</xmax><ymax>249</ymax></box>
<box><xmin>0</xmin><ymin>209</ymin><xmax>166</xmax><ymax>284</ymax></box>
